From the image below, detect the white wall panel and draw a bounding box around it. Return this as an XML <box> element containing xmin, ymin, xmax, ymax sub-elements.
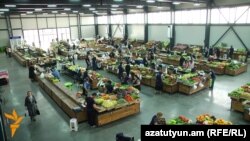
<box><xmin>81</xmin><ymin>26</ymin><xmax>95</xmax><ymax>38</ymax></box>
<box><xmin>12</xmin><ymin>30</ymin><xmax>22</xmax><ymax>37</ymax></box>
<box><xmin>0</xmin><ymin>31</ymin><xmax>9</xmax><ymax>47</ymax></box>
<box><xmin>37</xmin><ymin>18</ymin><xmax>47</xmax><ymax>29</ymax></box>
<box><xmin>47</xmin><ymin>18</ymin><xmax>56</xmax><ymax>28</ymax></box>
<box><xmin>10</xmin><ymin>18</ymin><xmax>21</xmax><ymax>29</ymax></box>
<box><xmin>22</xmin><ymin>18</ymin><xmax>37</xmax><ymax>29</ymax></box>
<box><xmin>112</xmin><ymin>25</ymin><xmax>124</xmax><ymax>38</ymax></box>
<box><xmin>210</xmin><ymin>26</ymin><xmax>250</xmax><ymax>49</ymax></box>
<box><xmin>69</xmin><ymin>17</ymin><xmax>77</xmax><ymax>26</ymax></box>
<box><xmin>175</xmin><ymin>25</ymin><xmax>205</xmax><ymax>45</ymax></box>
<box><xmin>81</xmin><ymin>16</ymin><xmax>94</xmax><ymax>25</ymax></box>
<box><xmin>56</xmin><ymin>17</ymin><xmax>69</xmax><ymax>27</ymax></box>
<box><xmin>148</xmin><ymin>25</ymin><xmax>169</xmax><ymax>41</ymax></box>
<box><xmin>98</xmin><ymin>25</ymin><xmax>108</xmax><ymax>38</ymax></box>
<box><xmin>0</xmin><ymin>19</ymin><xmax>7</xmax><ymax>29</ymax></box>
<box><xmin>128</xmin><ymin>25</ymin><xmax>144</xmax><ymax>40</ymax></box>
<box><xmin>70</xmin><ymin>27</ymin><xmax>79</xmax><ymax>40</ymax></box>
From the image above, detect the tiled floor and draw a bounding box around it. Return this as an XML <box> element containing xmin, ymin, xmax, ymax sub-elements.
<box><xmin>0</xmin><ymin>54</ymin><xmax>249</xmax><ymax>141</ymax></box>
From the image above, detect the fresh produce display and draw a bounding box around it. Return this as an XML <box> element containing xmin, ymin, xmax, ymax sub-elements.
<box><xmin>206</xmin><ymin>61</ymin><xmax>229</xmax><ymax>68</ymax></box>
<box><xmin>47</xmin><ymin>75</ymin><xmax>60</xmax><ymax>83</ymax></box>
<box><xmin>162</xmin><ymin>74</ymin><xmax>177</xmax><ymax>85</ymax></box>
<box><xmin>226</xmin><ymin>61</ymin><xmax>245</xmax><ymax>70</ymax></box>
<box><xmin>168</xmin><ymin>115</ymin><xmax>191</xmax><ymax>125</ymax></box>
<box><xmin>228</xmin><ymin>83</ymin><xmax>250</xmax><ymax>100</ymax></box>
<box><xmin>196</xmin><ymin>114</ymin><xmax>215</xmax><ymax>125</ymax></box>
<box><xmin>94</xmin><ymin>79</ymin><xmax>140</xmax><ymax>110</ymax></box>
<box><xmin>178</xmin><ymin>73</ymin><xmax>199</xmax><ymax>86</ymax></box>
<box><xmin>214</xmin><ymin>119</ymin><xmax>232</xmax><ymax>125</ymax></box>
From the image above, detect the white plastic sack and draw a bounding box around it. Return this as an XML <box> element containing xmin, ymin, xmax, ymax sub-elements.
<box><xmin>40</xmin><ymin>73</ymin><xmax>45</xmax><ymax>79</ymax></box>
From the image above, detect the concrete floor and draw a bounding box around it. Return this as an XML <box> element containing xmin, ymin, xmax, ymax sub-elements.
<box><xmin>0</xmin><ymin>54</ymin><xmax>249</xmax><ymax>141</ymax></box>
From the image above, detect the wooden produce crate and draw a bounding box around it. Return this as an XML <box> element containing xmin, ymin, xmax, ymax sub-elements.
<box><xmin>90</xmin><ymin>78</ymin><xmax>98</xmax><ymax>89</ymax></box>
<box><xmin>207</xmin><ymin>65</ymin><xmax>225</xmax><ymax>75</ymax></box>
<box><xmin>243</xmin><ymin>109</ymin><xmax>250</xmax><ymax>121</ymax></box>
<box><xmin>97</xmin><ymin>103</ymin><xmax>140</xmax><ymax>126</ymax></box>
<box><xmin>150</xmin><ymin>78</ymin><xmax>156</xmax><ymax>88</ymax></box>
<box><xmin>231</xmin><ymin>98</ymin><xmax>245</xmax><ymax>113</ymax></box>
<box><xmin>233</xmin><ymin>52</ymin><xmax>247</xmax><ymax>60</ymax></box>
<box><xmin>141</xmin><ymin>77</ymin><xmax>151</xmax><ymax>86</ymax></box>
<box><xmin>225</xmin><ymin>65</ymin><xmax>247</xmax><ymax>76</ymax></box>
<box><xmin>163</xmin><ymin>83</ymin><xmax>178</xmax><ymax>94</ymax></box>
<box><xmin>178</xmin><ymin>80</ymin><xmax>209</xmax><ymax>95</ymax></box>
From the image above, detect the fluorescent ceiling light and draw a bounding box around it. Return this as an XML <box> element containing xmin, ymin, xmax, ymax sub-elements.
<box><xmin>0</xmin><ymin>12</ymin><xmax>4</xmax><ymax>14</ymax></box>
<box><xmin>5</xmin><ymin>5</ymin><xmax>16</xmax><ymax>8</ymax></box>
<box><xmin>43</xmin><ymin>13</ymin><xmax>48</xmax><ymax>15</ymax></box>
<box><xmin>83</xmin><ymin>4</ymin><xmax>91</xmax><ymax>7</ymax></box>
<box><xmin>194</xmin><ymin>3</ymin><xmax>200</xmax><ymax>6</ymax></box>
<box><xmin>92</xmin><ymin>11</ymin><xmax>98</xmax><ymax>13</ymax></box>
<box><xmin>52</xmin><ymin>11</ymin><xmax>58</xmax><ymax>14</ymax></box>
<box><xmin>0</xmin><ymin>9</ymin><xmax>9</xmax><ymax>12</ymax></box>
<box><xmin>27</xmin><ymin>11</ymin><xmax>33</xmax><ymax>14</ymax></box>
<box><xmin>73</xmin><ymin>11</ymin><xmax>78</xmax><ymax>13</ymax></box>
<box><xmin>136</xmin><ymin>5</ymin><xmax>143</xmax><ymax>8</ymax></box>
<box><xmin>21</xmin><ymin>13</ymin><xmax>26</xmax><ymax>16</ymax></box>
<box><xmin>114</xmin><ymin>0</ymin><xmax>123</xmax><ymax>2</ymax></box>
<box><xmin>173</xmin><ymin>2</ymin><xmax>180</xmax><ymax>5</ymax></box>
<box><xmin>111</xmin><ymin>8</ymin><xmax>117</xmax><ymax>11</ymax></box>
<box><xmin>47</xmin><ymin>5</ymin><xmax>57</xmax><ymax>8</ymax></box>
<box><xmin>61</xmin><ymin>13</ymin><xmax>66</xmax><ymax>15</ymax></box>
<box><xmin>79</xmin><ymin>13</ymin><xmax>84</xmax><ymax>15</ymax></box>
<box><xmin>89</xmin><ymin>8</ymin><xmax>95</xmax><ymax>11</ymax></box>
<box><xmin>35</xmin><ymin>8</ymin><xmax>42</xmax><ymax>11</ymax></box>
<box><xmin>147</xmin><ymin>0</ymin><xmax>155</xmax><ymax>3</ymax></box>
<box><xmin>112</xmin><ymin>5</ymin><xmax>119</xmax><ymax>8</ymax></box>
<box><xmin>64</xmin><ymin>8</ymin><xmax>71</xmax><ymax>11</ymax></box>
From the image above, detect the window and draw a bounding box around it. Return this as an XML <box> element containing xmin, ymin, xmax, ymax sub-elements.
<box><xmin>175</xmin><ymin>9</ymin><xmax>206</xmax><ymax>24</ymax></box>
<box><xmin>211</xmin><ymin>6</ymin><xmax>250</xmax><ymax>24</ymax></box>
<box><xmin>127</xmin><ymin>13</ymin><xmax>144</xmax><ymax>24</ymax></box>
<box><xmin>58</xmin><ymin>28</ymin><xmax>70</xmax><ymax>41</ymax></box>
<box><xmin>111</xmin><ymin>15</ymin><xmax>124</xmax><ymax>24</ymax></box>
<box><xmin>97</xmin><ymin>16</ymin><xmax>108</xmax><ymax>24</ymax></box>
<box><xmin>23</xmin><ymin>30</ymin><xmax>39</xmax><ymax>47</ymax></box>
<box><xmin>39</xmin><ymin>29</ymin><xmax>57</xmax><ymax>51</ymax></box>
<box><xmin>148</xmin><ymin>12</ymin><xmax>171</xmax><ymax>24</ymax></box>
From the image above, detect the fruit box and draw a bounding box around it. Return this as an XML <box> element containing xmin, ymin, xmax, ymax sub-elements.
<box><xmin>225</xmin><ymin>65</ymin><xmax>247</xmax><ymax>76</ymax></box>
<box><xmin>231</xmin><ymin>98</ymin><xmax>245</xmax><ymax>113</ymax></box>
<box><xmin>243</xmin><ymin>109</ymin><xmax>250</xmax><ymax>121</ymax></box>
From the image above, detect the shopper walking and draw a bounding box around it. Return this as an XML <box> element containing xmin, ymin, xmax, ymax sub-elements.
<box><xmin>28</xmin><ymin>63</ymin><xmax>35</xmax><ymax>81</ymax></box>
<box><xmin>125</xmin><ymin>62</ymin><xmax>131</xmax><ymax>77</ymax></box>
<box><xmin>117</xmin><ymin>62</ymin><xmax>124</xmax><ymax>80</ymax></box>
<box><xmin>209</xmin><ymin>69</ymin><xmax>216</xmax><ymax>90</ymax></box>
<box><xmin>84</xmin><ymin>93</ymin><xmax>100</xmax><ymax>127</ymax></box>
<box><xmin>25</xmin><ymin>91</ymin><xmax>39</xmax><ymax>121</ymax></box>
<box><xmin>155</xmin><ymin>68</ymin><xmax>163</xmax><ymax>94</ymax></box>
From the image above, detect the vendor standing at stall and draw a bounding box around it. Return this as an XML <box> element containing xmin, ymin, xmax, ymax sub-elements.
<box><xmin>155</xmin><ymin>68</ymin><xmax>163</xmax><ymax>94</ymax></box>
<box><xmin>132</xmin><ymin>73</ymin><xmax>141</xmax><ymax>91</ymax></box>
<box><xmin>105</xmin><ymin>80</ymin><xmax>114</xmax><ymax>94</ymax></box>
<box><xmin>229</xmin><ymin>45</ymin><xmax>234</xmax><ymax>59</ymax></box>
<box><xmin>85</xmin><ymin>51</ymin><xmax>91</xmax><ymax>69</ymax></box>
<box><xmin>117</xmin><ymin>62</ymin><xmax>124</xmax><ymax>80</ymax></box>
<box><xmin>84</xmin><ymin>93</ymin><xmax>101</xmax><ymax>127</ymax></box>
<box><xmin>125</xmin><ymin>62</ymin><xmax>131</xmax><ymax>77</ymax></box>
<box><xmin>92</xmin><ymin>55</ymin><xmax>97</xmax><ymax>71</ymax></box>
<box><xmin>209</xmin><ymin>69</ymin><xmax>216</xmax><ymax>90</ymax></box>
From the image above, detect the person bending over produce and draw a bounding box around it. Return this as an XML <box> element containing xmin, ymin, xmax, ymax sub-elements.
<box><xmin>149</xmin><ymin>112</ymin><xmax>166</xmax><ymax>125</ymax></box>
<box><xmin>51</xmin><ymin>68</ymin><xmax>60</xmax><ymax>80</ymax></box>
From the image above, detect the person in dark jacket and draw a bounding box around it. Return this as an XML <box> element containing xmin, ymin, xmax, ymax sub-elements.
<box><xmin>229</xmin><ymin>45</ymin><xmax>234</xmax><ymax>59</ymax></box>
<box><xmin>84</xmin><ymin>93</ymin><xmax>100</xmax><ymax>127</ymax></box>
<box><xmin>179</xmin><ymin>55</ymin><xmax>185</xmax><ymax>67</ymax></box>
<box><xmin>85</xmin><ymin>52</ymin><xmax>91</xmax><ymax>69</ymax></box>
<box><xmin>118</xmin><ymin>62</ymin><xmax>124</xmax><ymax>80</ymax></box>
<box><xmin>149</xmin><ymin>112</ymin><xmax>166</xmax><ymax>125</ymax></box>
<box><xmin>143</xmin><ymin>57</ymin><xmax>148</xmax><ymax>67</ymax></box>
<box><xmin>92</xmin><ymin>56</ymin><xmax>97</xmax><ymax>71</ymax></box>
<box><xmin>109</xmin><ymin>50</ymin><xmax>115</xmax><ymax>58</ymax></box>
<box><xmin>216</xmin><ymin>48</ymin><xmax>221</xmax><ymax>59</ymax></box>
<box><xmin>28</xmin><ymin>63</ymin><xmax>35</xmax><ymax>81</ymax></box>
<box><xmin>82</xmin><ymin>69</ymin><xmax>89</xmax><ymax>81</ymax></box>
<box><xmin>25</xmin><ymin>91</ymin><xmax>39</xmax><ymax>121</ymax></box>
<box><xmin>125</xmin><ymin>62</ymin><xmax>131</xmax><ymax>77</ymax></box>
<box><xmin>209</xmin><ymin>47</ymin><xmax>214</xmax><ymax>56</ymax></box>
<box><xmin>105</xmin><ymin>80</ymin><xmax>114</xmax><ymax>94</ymax></box>
<box><xmin>132</xmin><ymin>73</ymin><xmax>141</xmax><ymax>91</ymax></box>
<box><xmin>209</xmin><ymin>69</ymin><xmax>216</xmax><ymax>90</ymax></box>
<box><xmin>155</xmin><ymin>68</ymin><xmax>163</xmax><ymax>94</ymax></box>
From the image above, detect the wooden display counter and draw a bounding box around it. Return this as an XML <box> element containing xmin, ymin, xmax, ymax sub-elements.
<box><xmin>225</xmin><ymin>65</ymin><xmax>247</xmax><ymax>76</ymax></box>
<box><xmin>37</xmin><ymin>77</ymin><xmax>87</xmax><ymax>123</ymax></box>
<box><xmin>163</xmin><ymin>83</ymin><xmax>178</xmax><ymax>94</ymax></box>
<box><xmin>12</xmin><ymin>51</ymin><xmax>27</xmax><ymax>67</ymax></box>
<box><xmin>206</xmin><ymin>65</ymin><xmax>225</xmax><ymax>75</ymax></box>
<box><xmin>141</xmin><ymin>77</ymin><xmax>151</xmax><ymax>86</ymax></box>
<box><xmin>97</xmin><ymin>102</ymin><xmax>140</xmax><ymax>126</ymax></box>
<box><xmin>230</xmin><ymin>98</ymin><xmax>244</xmax><ymax>113</ymax></box>
<box><xmin>178</xmin><ymin>80</ymin><xmax>210</xmax><ymax>95</ymax></box>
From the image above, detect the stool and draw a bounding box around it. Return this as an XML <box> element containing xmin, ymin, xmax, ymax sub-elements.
<box><xmin>69</xmin><ymin>118</ymin><xmax>78</xmax><ymax>131</ymax></box>
<box><xmin>64</xmin><ymin>82</ymin><xmax>73</xmax><ymax>90</ymax></box>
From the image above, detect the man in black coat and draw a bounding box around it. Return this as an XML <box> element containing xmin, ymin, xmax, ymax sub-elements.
<box><xmin>125</xmin><ymin>62</ymin><xmax>131</xmax><ymax>77</ymax></box>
